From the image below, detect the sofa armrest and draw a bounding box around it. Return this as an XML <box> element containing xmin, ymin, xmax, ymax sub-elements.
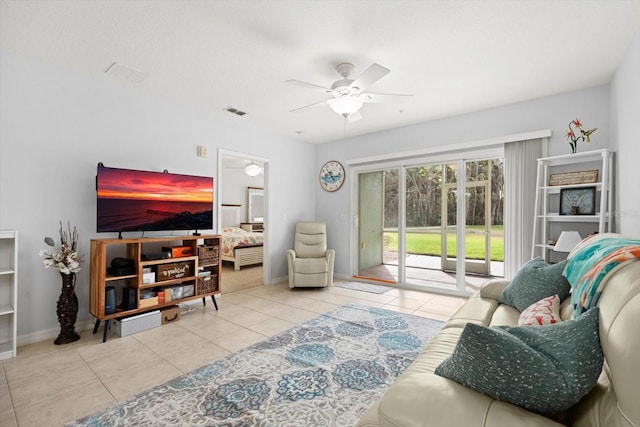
<box><xmin>479</xmin><ymin>279</ymin><xmax>510</xmax><ymax>300</ymax></box>
<box><xmin>376</xmin><ymin>375</ymin><xmax>565</xmax><ymax>427</ymax></box>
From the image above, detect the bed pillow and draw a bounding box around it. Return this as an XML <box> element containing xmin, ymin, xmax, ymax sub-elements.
<box><xmin>434</xmin><ymin>308</ymin><xmax>602</xmax><ymax>415</ymax></box>
<box><xmin>499</xmin><ymin>257</ymin><xmax>570</xmax><ymax>311</ymax></box>
<box><xmin>518</xmin><ymin>294</ymin><xmax>561</xmax><ymax>326</ymax></box>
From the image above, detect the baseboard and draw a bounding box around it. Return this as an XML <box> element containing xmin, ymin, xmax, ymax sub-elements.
<box><xmin>271</xmin><ymin>275</ymin><xmax>288</xmax><ymax>285</ymax></box>
<box><xmin>17</xmin><ymin>319</ymin><xmax>94</xmax><ymax>347</ymax></box>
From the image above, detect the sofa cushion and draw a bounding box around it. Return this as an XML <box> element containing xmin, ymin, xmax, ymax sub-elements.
<box><xmin>499</xmin><ymin>257</ymin><xmax>571</xmax><ymax>311</ymax></box>
<box><xmin>518</xmin><ymin>294</ymin><xmax>561</xmax><ymax>326</ymax></box>
<box><xmin>434</xmin><ymin>307</ymin><xmax>603</xmax><ymax>416</ymax></box>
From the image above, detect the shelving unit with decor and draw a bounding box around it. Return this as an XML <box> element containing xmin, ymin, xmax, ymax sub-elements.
<box><xmin>0</xmin><ymin>230</ymin><xmax>18</xmax><ymax>360</ymax></box>
<box><xmin>532</xmin><ymin>149</ymin><xmax>613</xmax><ymax>262</ymax></box>
<box><xmin>89</xmin><ymin>234</ymin><xmax>221</xmax><ymax>342</ymax></box>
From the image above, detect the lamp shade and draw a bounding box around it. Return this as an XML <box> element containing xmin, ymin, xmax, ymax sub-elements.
<box><xmin>328</xmin><ymin>97</ymin><xmax>363</xmax><ymax>116</ymax></box>
<box><xmin>554</xmin><ymin>231</ymin><xmax>582</xmax><ymax>253</ymax></box>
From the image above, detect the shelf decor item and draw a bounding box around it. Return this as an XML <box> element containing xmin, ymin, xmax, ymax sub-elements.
<box><xmin>565</xmin><ymin>118</ymin><xmax>596</xmax><ymax>154</ymax></box>
<box><xmin>549</xmin><ymin>170</ymin><xmax>598</xmax><ymax>186</ymax></box>
<box><xmin>560</xmin><ymin>187</ymin><xmax>596</xmax><ymax>215</ymax></box>
<box><xmin>40</xmin><ymin>221</ymin><xmax>83</xmax><ymax>344</ymax></box>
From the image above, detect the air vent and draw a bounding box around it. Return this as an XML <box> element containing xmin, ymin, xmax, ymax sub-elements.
<box><xmin>105</xmin><ymin>62</ymin><xmax>147</xmax><ymax>83</ymax></box>
<box><xmin>224</xmin><ymin>106</ymin><xmax>247</xmax><ymax>116</ymax></box>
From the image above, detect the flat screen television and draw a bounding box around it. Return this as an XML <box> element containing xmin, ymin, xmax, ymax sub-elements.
<box><xmin>96</xmin><ymin>165</ymin><xmax>214</xmax><ymax>233</ymax></box>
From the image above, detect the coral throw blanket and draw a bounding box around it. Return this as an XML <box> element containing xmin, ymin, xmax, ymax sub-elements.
<box><xmin>564</xmin><ymin>234</ymin><xmax>640</xmax><ymax>318</ymax></box>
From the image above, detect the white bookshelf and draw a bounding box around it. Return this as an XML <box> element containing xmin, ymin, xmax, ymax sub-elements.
<box><xmin>0</xmin><ymin>230</ymin><xmax>18</xmax><ymax>359</ymax></box>
<box><xmin>532</xmin><ymin>150</ymin><xmax>613</xmax><ymax>261</ymax></box>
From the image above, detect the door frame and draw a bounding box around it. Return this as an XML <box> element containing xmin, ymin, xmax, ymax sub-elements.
<box><xmin>217</xmin><ymin>148</ymin><xmax>271</xmax><ymax>285</ymax></box>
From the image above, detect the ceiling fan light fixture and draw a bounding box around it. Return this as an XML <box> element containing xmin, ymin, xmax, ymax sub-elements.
<box><xmin>329</xmin><ymin>97</ymin><xmax>363</xmax><ymax>116</ymax></box>
<box><xmin>245</xmin><ymin>161</ymin><xmax>262</xmax><ymax>177</ymax></box>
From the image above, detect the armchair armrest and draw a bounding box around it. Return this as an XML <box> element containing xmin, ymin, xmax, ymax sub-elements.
<box><xmin>287</xmin><ymin>250</ymin><xmax>296</xmax><ymax>288</ymax></box>
<box><xmin>325</xmin><ymin>249</ymin><xmax>335</xmax><ymax>286</ymax></box>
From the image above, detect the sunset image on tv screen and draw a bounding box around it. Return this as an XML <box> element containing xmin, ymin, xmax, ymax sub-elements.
<box><xmin>97</xmin><ymin>167</ymin><xmax>214</xmax><ymax>232</ymax></box>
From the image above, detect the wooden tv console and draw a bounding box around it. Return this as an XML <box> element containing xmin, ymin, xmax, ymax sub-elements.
<box><xmin>89</xmin><ymin>234</ymin><xmax>221</xmax><ymax>342</ymax></box>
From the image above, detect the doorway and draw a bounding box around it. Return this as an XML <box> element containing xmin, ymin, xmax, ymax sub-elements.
<box><xmin>218</xmin><ymin>149</ymin><xmax>270</xmax><ymax>291</ymax></box>
<box><xmin>355</xmin><ymin>154</ymin><xmax>504</xmax><ymax>295</ymax></box>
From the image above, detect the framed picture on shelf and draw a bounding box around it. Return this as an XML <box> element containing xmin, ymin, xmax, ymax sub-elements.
<box><xmin>560</xmin><ymin>187</ymin><xmax>596</xmax><ymax>215</ymax></box>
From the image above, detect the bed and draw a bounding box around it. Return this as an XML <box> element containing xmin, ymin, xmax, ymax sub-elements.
<box><xmin>221</xmin><ymin>204</ymin><xmax>264</xmax><ymax>270</ymax></box>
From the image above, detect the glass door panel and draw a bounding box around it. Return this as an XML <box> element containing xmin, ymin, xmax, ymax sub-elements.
<box><xmin>404</xmin><ymin>165</ymin><xmax>455</xmax><ymax>289</ymax></box>
<box><xmin>464</xmin><ymin>184</ymin><xmax>490</xmax><ymax>276</ymax></box>
<box><xmin>442</xmin><ymin>183</ymin><xmax>457</xmax><ymax>273</ymax></box>
<box><xmin>357</xmin><ymin>170</ymin><xmax>398</xmax><ymax>284</ymax></box>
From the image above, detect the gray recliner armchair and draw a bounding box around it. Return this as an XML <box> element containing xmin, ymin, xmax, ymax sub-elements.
<box><xmin>287</xmin><ymin>221</ymin><xmax>335</xmax><ymax>288</ymax></box>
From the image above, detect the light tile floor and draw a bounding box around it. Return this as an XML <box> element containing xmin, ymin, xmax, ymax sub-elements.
<box><xmin>0</xmin><ymin>280</ymin><xmax>468</xmax><ymax>426</ymax></box>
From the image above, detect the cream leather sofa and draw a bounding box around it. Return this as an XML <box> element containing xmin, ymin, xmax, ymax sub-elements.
<box><xmin>358</xmin><ymin>240</ymin><xmax>640</xmax><ymax>427</ymax></box>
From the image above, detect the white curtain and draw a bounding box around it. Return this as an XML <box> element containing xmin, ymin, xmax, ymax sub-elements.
<box><xmin>503</xmin><ymin>138</ymin><xmax>545</xmax><ymax>279</ymax></box>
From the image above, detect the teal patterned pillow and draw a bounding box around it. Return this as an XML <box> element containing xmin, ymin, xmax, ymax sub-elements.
<box><xmin>435</xmin><ymin>308</ymin><xmax>603</xmax><ymax>415</ymax></box>
<box><xmin>499</xmin><ymin>257</ymin><xmax>571</xmax><ymax>311</ymax></box>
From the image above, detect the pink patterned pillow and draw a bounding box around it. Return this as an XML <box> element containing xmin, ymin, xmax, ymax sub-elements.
<box><xmin>518</xmin><ymin>294</ymin><xmax>561</xmax><ymax>326</ymax></box>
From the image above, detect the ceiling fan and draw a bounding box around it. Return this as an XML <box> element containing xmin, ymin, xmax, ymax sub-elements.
<box><xmin>286</xmin><ymin>62</ymin><xmax>413</xmax><ymax>122</ymax></box>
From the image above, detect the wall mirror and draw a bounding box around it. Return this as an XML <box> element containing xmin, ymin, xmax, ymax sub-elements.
<box><xmin>247</xmin><ymin>187</ymin><xmax>264</xmax><ymax>223</ymax></box>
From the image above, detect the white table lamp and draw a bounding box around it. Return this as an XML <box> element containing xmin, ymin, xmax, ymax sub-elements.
<box><xmin>554</xmin><ymin>231</ymin><xmax>582</xmax><ymax>253</ymax></box>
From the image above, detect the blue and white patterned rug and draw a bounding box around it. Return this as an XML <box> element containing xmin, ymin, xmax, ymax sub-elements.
<box><xmin>67</xmin><ymin>303</ymin><xmax>443</xmax><ymax>426</ymax></box>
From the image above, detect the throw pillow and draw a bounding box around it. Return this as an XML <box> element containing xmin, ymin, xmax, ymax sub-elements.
<box><xmin>518</xmin><ymin>294</ymin><xmax>561</xmax><ymax>326</ymax></box>
<box><xmin>434</xmin><ymin>308</ymin><xmax>603</xmax><ymax>415</ymax></box>
<box><xmin>499</xmin><ymin>257</ymin><xmax>570</xmax><ymax>311</ymax></box>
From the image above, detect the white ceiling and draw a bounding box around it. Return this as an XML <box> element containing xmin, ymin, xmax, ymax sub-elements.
<box><xmin>1</xmin><ymin>1</ymin><xmax>639</xmax><ymax>144</ymax></box>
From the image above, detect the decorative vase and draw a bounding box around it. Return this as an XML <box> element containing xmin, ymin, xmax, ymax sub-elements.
<box><xmin>55</xmin><ymin>272</ymin><xmax>80</xmax><ymax>345</ymax></box>
<box><xmin>570</xmin><ymin>141</ymin><xmax>577</xmax><ymax>154</ymax></box>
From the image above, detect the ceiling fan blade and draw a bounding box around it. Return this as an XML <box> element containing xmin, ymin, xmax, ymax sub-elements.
<box><xmin>289</xmin><ymin>99</ymin><xmax>330</xmax><ymax>113</ymax></box>
<box><xmin>349</xmin><ymin>63</ymin><xmax>390</xmax><ymax>93</ymax></box>
<box><xmin>359</xmin><ymin>92</ymin><xmax>414</xmax><ymax>104</ymax></box>
<box><xmin>348</xmin><ymin>111</ymin><xmax>362</xmax><ymax>123</ymax></box>
<box><xmin>285</xmin><ymin>79</ymin><xmax>335</xmax><ymax>95</ymax></box>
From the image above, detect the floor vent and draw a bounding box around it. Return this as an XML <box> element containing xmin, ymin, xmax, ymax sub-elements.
<box><xmin>105</xmin><ymin>62</ymin><xmax>147</xmax><ymax>83</ymax></box>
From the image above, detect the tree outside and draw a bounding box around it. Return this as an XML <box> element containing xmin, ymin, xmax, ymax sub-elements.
<box><xmin>382</xmin><ymin>159</ymin><xmax>504</xmax><ymax>262</ymax></box>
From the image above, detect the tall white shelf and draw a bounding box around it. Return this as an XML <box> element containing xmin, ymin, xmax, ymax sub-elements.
<box><xmin>0</xmin><ymin>230</ymin><xmax>17</xmax><ymax>359</ymax></box>
<box><xmin>532</xmin><ymin>149</ymin><xmax>613</xmax><ymax>262</ymax></box>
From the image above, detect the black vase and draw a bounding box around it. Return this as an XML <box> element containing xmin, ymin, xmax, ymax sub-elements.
<box><xmin>55</xmin><ymin>272</ymin><xmax>80</xmax><ymax>345</ymax></box>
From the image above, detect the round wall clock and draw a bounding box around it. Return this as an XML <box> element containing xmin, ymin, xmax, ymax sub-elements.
<box><xmin>319</xmin><ymin>160</ymin><xmax>345</xmax><ymax>192</ymax></box>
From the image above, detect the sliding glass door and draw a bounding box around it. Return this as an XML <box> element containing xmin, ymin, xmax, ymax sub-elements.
<box><xmin>355</xmin><ymin>153</ymin><xmax>504</xmax><ymax>295</ymax></box>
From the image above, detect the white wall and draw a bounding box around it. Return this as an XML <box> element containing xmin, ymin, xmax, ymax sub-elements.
<box><xmin>316</xmin><ymin>85</ymin><xmax>612</xmax><ymax>276</ymax></box>
<box><xmin>611</xmin><ymin>31</ymin><xmax>640</xmax><ymax>238</ymax></box>
<box><xmin>0</xmin><ymin>51</ymin><xmax>316</xmax><ymax>342</ymax></box>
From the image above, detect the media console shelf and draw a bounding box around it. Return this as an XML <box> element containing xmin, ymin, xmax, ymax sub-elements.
<box><xmin>90</xmin><ymin>234</ymin><xmax>221</xmax><ymax>342</ymax></box>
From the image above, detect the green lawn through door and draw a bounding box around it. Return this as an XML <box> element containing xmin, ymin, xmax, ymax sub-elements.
<box><xmin>384</xmin><ymin>225</ymin><xmax>504</xmax><ymax>262</ymax></box>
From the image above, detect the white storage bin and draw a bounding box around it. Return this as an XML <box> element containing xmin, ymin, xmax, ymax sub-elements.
<box><xmin>112</xmin><ymin>310</ymin><xmax>160</xmax><ymax>337</ymax></box>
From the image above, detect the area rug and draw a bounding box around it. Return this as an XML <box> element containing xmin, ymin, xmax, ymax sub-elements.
<box><xmin>67</xmin><ymin>303</ymin><xmax>443</xmax><ymax>427</ymax></box>
<box><xmin>335</xmin><ymin>281</ymin><xmax>392</xmax><ymax>294</ymax></box>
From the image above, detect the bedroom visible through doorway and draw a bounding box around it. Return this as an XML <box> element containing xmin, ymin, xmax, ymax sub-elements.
<box><xmin>219</xmin><ymin>150</ymin><xmax>269</xmax><ymax>293</ymax></box>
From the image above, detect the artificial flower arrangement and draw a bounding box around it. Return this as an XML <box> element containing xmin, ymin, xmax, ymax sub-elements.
<box><xmin>39</xmin><ymin>221</ymin><xmax>83</xmax><ymax>274</ymax></box>
<box><xmin>566</xmin><ymin>118</ymin><xmax>597</xmax><ymax>154</ymax></box>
